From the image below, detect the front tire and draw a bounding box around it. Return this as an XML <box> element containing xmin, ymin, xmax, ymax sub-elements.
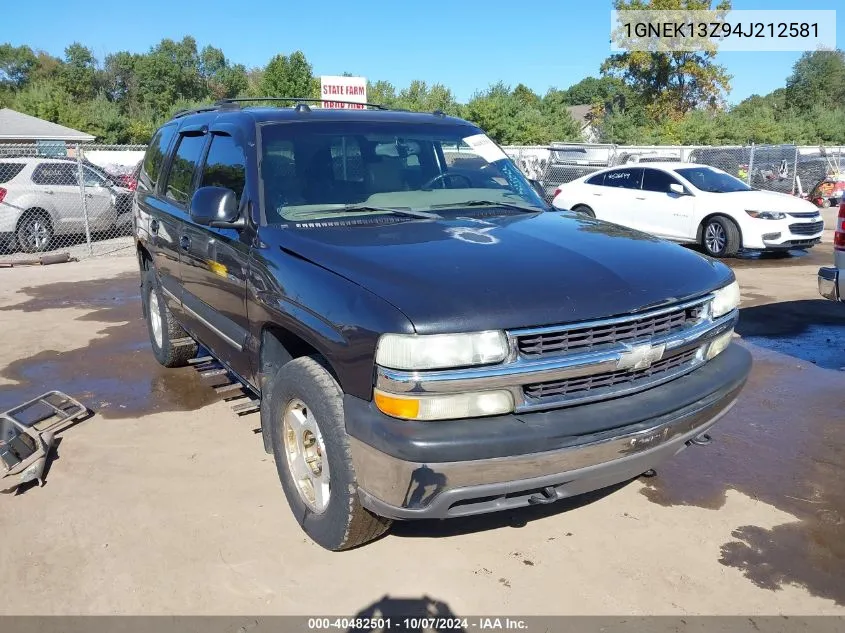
<box><xmin>142</xmin><ymin>266</ymin><xmax>197</xmax><ymax>367</ymax></box>
<box><xmin>701</xmin><ymin>216</ymin><xmax>741</xmax><ymax>258</ymax></box>
<box><xmin>268</xmin><ymin>356</ymin><xmax>391</xmax><ymax>551</ymax></box>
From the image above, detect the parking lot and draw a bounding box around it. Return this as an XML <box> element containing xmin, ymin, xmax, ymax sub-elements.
<box><xmin>0</xmin><ymin>232</ymin><xmax>843</xmax><ymax>616</ymax></box>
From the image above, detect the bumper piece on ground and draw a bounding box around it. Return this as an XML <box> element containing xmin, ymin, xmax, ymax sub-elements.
<box><xmin>818</xmin><ymin>266</ymin><xmax>841</xmax><ymax>302</ymax></box>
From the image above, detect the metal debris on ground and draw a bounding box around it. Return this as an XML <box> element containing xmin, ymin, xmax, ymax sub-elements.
<box><xmin>0</xmin><ymin>391</ymin><xmax>88</xmax><ymax>493</ymax></box>
<box><xmin>0</xmin><ymin>253</ymin><xmax>76</xmax><ymax>268</ymax></box>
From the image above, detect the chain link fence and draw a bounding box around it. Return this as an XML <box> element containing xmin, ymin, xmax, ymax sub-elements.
<box><xmin>0</xmin><ymin>143</ymin><xmax>145</xmax><ymax>263</ymax></box>
<box><xmin>2</xmin><ymin>140</ymin><xmax>843</xmax><ymax>263</ymax></box>
<box><xmin>505</xmin><ymin>142</ymin><xmax>845</xmax><ymax>205</ymax></box>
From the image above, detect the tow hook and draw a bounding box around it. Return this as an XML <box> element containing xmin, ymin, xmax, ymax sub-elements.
<box><xmin>689</xmin><ymin>433</ymin><xmax>713</xmax><ymax>447</ymax></box>
<box><xmin>527</xmin><ymin>486</ymin><xmax>559</xmax><ymax>505</ymax></box>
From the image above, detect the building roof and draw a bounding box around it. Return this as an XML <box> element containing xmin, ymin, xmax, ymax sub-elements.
<box><xmin>566</xmin><ymin>104</ymin><xmax>594</xmax><ymax>128</ymax></box>
<box><xmin>0</xmin><ymin>108</ymin><xmax>95</xmax><ymax>142</ymax></box>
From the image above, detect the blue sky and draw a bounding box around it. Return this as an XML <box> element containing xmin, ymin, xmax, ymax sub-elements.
<box><xmin>4</xmin><ymin>0</ymin><xmax>842</xmax><ymax>106</ymax></box>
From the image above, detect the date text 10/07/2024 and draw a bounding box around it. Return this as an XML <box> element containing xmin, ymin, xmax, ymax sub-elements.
<box><xmin>623</xmin><ymin>21</ymin><xmax>819</xmax><ymax>39</ymax></box>
<box><xmin>307</xmin><ymin>617</ymin><xmax>529</xmax><ymax>630</ymax></box>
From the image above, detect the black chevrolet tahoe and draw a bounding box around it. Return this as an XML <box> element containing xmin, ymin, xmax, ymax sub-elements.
<box><xmin>134</xmin><ymin>98</ymin><xmax>752</xmax><ymax>550</ymax></box>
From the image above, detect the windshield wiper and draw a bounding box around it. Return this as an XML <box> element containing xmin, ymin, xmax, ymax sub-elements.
<box><xmin>430</xmin><ymin>199</ymin><xmax>544</xmax><ymax>213</ymax></box>
<box><xmin>335</xmin><ymin>204</ymin><xmax>441</xmax><ymax>220</ymax></box>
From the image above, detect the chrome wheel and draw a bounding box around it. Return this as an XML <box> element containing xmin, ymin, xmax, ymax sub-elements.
<box><xmin>705</xmin><ymin>222</ymin><xmax>726</xmax><ymax>254</ymax></box>
<box><xmin>21</xmin><ymin>217</ymin><xmax>50</xmax><ymax>251</ymax></box>
<box><xmin>282</xmin><ymin>398</ymin><xmax>330</xmax><ymax>513</ymax></box>
<box><xmin>148</xmin><ymin>289</ymin><xmax>163</xmax><ymax>349</ymax></box>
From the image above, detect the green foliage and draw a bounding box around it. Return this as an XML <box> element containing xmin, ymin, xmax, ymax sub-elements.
<box><xmin>2</xmin><ymin>33</ymin><xmax>845</xmax><ymax>147</ymax></box>
<box><xmin>604</xmin><ymin>0</ymin><xmax>732</xmax><ymax>118</ymax></box>
<box><xmin>261</xmin><ymin>51</ymin><xmax>313</xmax><ymax>99</ymax></box>
<box><xmin>786</xmin><ymin>49</ymin><xmax>845</xmax><ymax>113</ymax></box>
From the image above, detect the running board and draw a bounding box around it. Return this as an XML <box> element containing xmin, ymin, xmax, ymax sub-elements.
<box><xmin>188</xmin><ymin>355</ymin><xmax>258</xmax><ymax>417</ymax></box>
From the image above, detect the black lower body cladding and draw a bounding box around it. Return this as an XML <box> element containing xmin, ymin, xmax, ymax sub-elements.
<box><xmin>345</xmin><ymin>343</ymin><xmax>752</xmax><ymax>520</ymax></box>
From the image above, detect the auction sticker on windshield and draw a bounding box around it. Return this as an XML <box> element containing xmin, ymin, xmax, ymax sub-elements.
<box><xmin>462</xmin><ymin>133</ymin><xmax>508</xmax><ymax>164</ymax></box>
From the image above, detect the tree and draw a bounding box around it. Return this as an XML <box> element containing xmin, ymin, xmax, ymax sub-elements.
<box><xmin>786</xmin><ymin>49</ymin><xmax>845</xmax><ymax>113</ymax></box>
<box><xmin>133</xmin><ymin>37</ymin><xmax>206</xmax><ymax>116</ymax></box>
<box><xmin>0</xmin><ymin>44</ymin><xmax>38</xmax><ymax>88</ymax></box>
<box><xmin>602</xmin><ymin>0</ymin><xmax>732</xmax><ymax>119</ymax></box>
<box><xmin>260</xmin><ymin>51</ymin><xmax>313</xmax><ymax>98</ymax></box>
<box><xmin>556</xmin><ymin>76</ymin><xmax>629</xmax><ymax>106</ymax></box>
<box><xmin>58</xmin><ymin>43</ymin><xmax>98</xmax><ymax>101</ymax></box>
<box><xmin>367</xmin><ymin>80</ymin><xmax>397</xmax><ymax>107</ymax></box>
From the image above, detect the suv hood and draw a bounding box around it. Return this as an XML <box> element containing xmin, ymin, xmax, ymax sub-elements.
<box><xmin>267</xmin><ymin>212</ymin><xmax>734</xmax><ymax>334</ymax></box>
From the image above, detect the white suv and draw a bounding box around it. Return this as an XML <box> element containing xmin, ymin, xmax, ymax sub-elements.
<box><xmin>552</xmin><ymin>162</ymin><xmax>825</xmax><ymax>258</ymax></box>
<box><xmin>0</xmin><ymin>157</ymin><xmax>132</xmax><ymax>253</ymax></box>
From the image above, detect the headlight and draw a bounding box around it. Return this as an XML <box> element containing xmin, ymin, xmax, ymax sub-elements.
<box><xmin>745</xmin><ymin>210</ymin><xmax>786</xmax><ymax>220</ymax></box>
<box><xmin>705</xmin><ymin>329</ymin><xmax>734</xmax><ymax>360</ymax></box>
<box><xmin>376</xmin><ymin>331</ymin><xmax>508</xmax><ymax>370</ymax></box>
<box><xmin>374</xmin><ymin>388</ymin><xmax>514</xmax><ymax>420</ymax></box>
<box><xmin>711</xmin><ymin>280</ymin><xmax>740</xmax><ymax>318</ymax></box>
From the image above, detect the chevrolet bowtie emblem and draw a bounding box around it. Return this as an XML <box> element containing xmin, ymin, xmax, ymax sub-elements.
<box><xmin>616</xmin><ymin>342</ymin><xmax>666</xmax><ymax>371</ymax></box>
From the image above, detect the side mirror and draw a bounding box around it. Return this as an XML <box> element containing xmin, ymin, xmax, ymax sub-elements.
<box><xmin>669</xmin><ymin>183</ymin><xmax>688</xmax><ymax>196</ymax></box>
<box><xmin>189</xmin><ymin>186</ymin><xmax>243</xmax><ymax>228</ymax></box>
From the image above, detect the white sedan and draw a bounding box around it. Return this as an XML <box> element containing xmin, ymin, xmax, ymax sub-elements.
<box><xmin>551</xmin><ymin>162</ymin><xmax>825</xmax><ymax>257</ymax></box>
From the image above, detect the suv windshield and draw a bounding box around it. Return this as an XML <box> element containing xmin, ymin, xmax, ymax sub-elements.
<box><xmin>674</xmin><ymin>166</ymin><xmax>752</xmax><ymax>193</ymax></box>
<box><xmin>260</xmin><ymin>121</ymin><xmax>546</xmax><ymax>222</ymax></box>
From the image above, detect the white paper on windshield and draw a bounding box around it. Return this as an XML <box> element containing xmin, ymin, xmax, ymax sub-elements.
<box><xmin>462</xmin><ymin>133</ymin><xmax>508</xmax><ymax>164</ymax></box>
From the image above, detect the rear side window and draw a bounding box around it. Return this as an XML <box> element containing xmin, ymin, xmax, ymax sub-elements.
<box><xmin>586</xmin><ymin>172</ymin><xmax>605</xmax><ymax>186</ymax></box>
<box><xmin>200</xmin><ymin>134</ymin><xmax>246</xmax><ymax>206</ymax></box>
<box><xmin>604</xmin><ymin>168</ymin><xmax>643</xmax><ymax>189</ymax></box>
<box><xmin>163</xmin><ymin>134</ymin><xmax>207</xmax><ymax>205</ymax></box>
<box><xmin>31</xmin><ymin>163</ymin><xmax>77</xmax><ymax>186</ymax></box>
<box><xmin>0</xmin><ymin>163</ymin><xmax>25</xmax><ymax>184</ymax></box>
<box><xmin>140</xmin><ymin>125</ymin><xmax>177</xmax><ymax>192</ymax></box>
<box><xmin>641</xmin><ymin>168</ymin><xmax>680</xmax><ymax>193</ymax></box>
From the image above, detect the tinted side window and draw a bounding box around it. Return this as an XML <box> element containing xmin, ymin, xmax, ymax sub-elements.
<box><xmin>586</xmin><ymin>172</ymin><xmax>605</xmax><ymax>186</ymax></box>
<box><xmin>604</xmin><ymin>168</ymin><xmax>642</xmax><ymax>189</ymax></box>
<box><xmin>31</xmin><ymin>163</ymin><xmax>77</xmax><ymax>186</ymax></box>
<box><xmin>200</xmin><ymin>135</ymin><xmax>246</xmax><ymax>205</ymax></box>
<box><xmin>0</xmin><ymin>163</ymin><xmax>26</xmax><ymax>184</ymax></box>
<box><xmin>140</xmin><ymin>125</ymin><xmax>177</xmax><ymax>192</ymax></box>
<box><xmin>163</xmin><ymin>134</ymin><xmax>207</xmax><ymax>206</ymax></box>
<box><xmin>641</xmin><ymin>168</ymin><xmax>680</xmax><ymax>193</ymax></box>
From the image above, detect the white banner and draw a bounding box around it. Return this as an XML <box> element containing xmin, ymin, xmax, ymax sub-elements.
<box><xmin>320</xmin><ymin>76</ymin><xmax>367</xmax><ymax>109</ymax></box>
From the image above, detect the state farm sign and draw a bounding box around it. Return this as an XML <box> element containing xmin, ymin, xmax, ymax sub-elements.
<box><xmin>320</xmin><ymin>76</ymin><xmax>367</xmax><ymax>109</ymax></box>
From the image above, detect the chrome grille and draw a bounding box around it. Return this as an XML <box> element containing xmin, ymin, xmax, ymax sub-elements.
<box><xmin>516</xmin><ymin>302</ymin><xmax>705</xmax><ymax>357</ymax></box>
<box><xmin>524</xmin><ymin>348</ymin><xmax>699</xmax><ymax>401</ymax></box>
<box><xmin>789</xmin><ymin>221</ymin><xmax>824</xmax><ymax>235</ymax></box>
<box><xmin>787</xmin><ymin>212</ymin><xmax>821</xmax><ymax>219</ymax></box>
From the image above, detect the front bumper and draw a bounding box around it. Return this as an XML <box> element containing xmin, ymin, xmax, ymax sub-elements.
<box><xmin>744</xmin><ymin>217</ymin><xmax>824</xmax><ymax>250</ymax></box>
<box><xmin>348</xmin><ymin>343</ymin><xmax>752</xmax><ymax>520</ymax></box>
<box><xmin>818</xmin><ymin>266</ymin><xmax>842</xmax><ymax>301</ymax></box>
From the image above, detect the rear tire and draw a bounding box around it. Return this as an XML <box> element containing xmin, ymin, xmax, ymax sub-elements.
<box><xmin>701</xmin><ymin>216</ymin><xmax>741</xmax><ymax>258</ymax></box>
<box><xmin>571</xmin><ymin>204</ymin><xmax>596</xmax><ymax>218</ymax></box>
<box><xmin>268</xmin><ymin>355</ymin><xmax>391</xmax><ymax>551</ymax></box>
<box><xmin>16</xmin><ymin>210</ymin><xmax>53</xmax><ymax>253</ymax></box>
<box><xmin>142</xmin><ymin>266</ymin><xmax>197</xmax><ymax>367</ymax></box>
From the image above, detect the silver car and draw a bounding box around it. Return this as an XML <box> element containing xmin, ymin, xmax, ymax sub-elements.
<box><xmin>818</xmin><ymin>202</ymin><xmax>844</xmax><ymax>301</ymax></box>
<box><xmin>0</xmin><ymin>157</ymin><xmax>132</xmax><ymax>253</ymax></box>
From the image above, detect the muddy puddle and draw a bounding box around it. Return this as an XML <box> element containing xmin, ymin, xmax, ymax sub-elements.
<box><xmin>642</xmin><ymin>340</ymin><xmax>845</xmax><ymax>604</ymax></box>
<box><xmin>0</xmin><ymin>273</ymin><xmax>225</xmax><ymax>419</ymax></box>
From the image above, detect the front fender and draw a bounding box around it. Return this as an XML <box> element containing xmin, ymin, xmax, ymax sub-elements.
<box><xmin>248</xmin><ymin>247</ymin><xmax>415</xmax><ymax>400</ymax></box>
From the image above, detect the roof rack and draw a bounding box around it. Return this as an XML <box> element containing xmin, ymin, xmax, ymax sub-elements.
<box><xmin>171</xmin><ymin>105</ymin><xmax>226</xmax><ymax>119</ymax></box>
<box><xmin>215</xmin><ymin>97</ymin><xmax>390</xmax><ymax>110</ymax></box>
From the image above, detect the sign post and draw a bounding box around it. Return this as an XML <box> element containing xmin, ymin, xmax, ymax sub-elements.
<box><xmin>320</xmin><ymin>76</ymin><xmax>368</xmax><ymax>109</ymax></box>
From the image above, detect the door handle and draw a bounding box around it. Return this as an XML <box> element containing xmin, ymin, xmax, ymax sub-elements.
<box><xmin>635</xmin><ymin>196</ymin><xmax>646</xmax><ymax>200</ymax></box>
<box><xmin>592</xmin><ymin>193</ymin><xmax>602</xmax><ymax>196</ymax></box>
<box><xmin>180</xmin><ymin>235</ymin><xmax>191</xmax><ymax>251</ymax></box>
<box><xmin>45</xmin><ymin>190</ymin><xmax>54</xmax><ymax>195</ymax></box>
<box><xmin>150</xmin><ymin>219</ymin><xmax>159</xmax><ymax>234</ymax></box>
